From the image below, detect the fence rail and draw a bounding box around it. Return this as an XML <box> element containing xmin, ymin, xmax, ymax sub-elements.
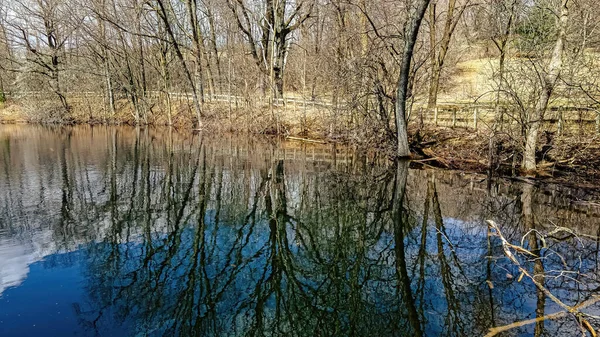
<box><xmin>6</xmin><ymin>91</ymin><xmax>600</xmax><ymax>134</ymax></box>
<box><xmin>411</xmin><ymin>103</ymin><xmax>600</xmax><ymax>135</ymax></box>
<box><xmin>7</xmin><ymin>91</ymin><xmax>338</xmax><ymax>109</ymax></box>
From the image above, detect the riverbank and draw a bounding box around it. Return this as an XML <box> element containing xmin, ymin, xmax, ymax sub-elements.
<box><xmin>2</xmin><ymin>99</ymin><xmax>599</xmax><ymax>189</ymax></box>
<box><xmin>0</xmin><ymin>96</ymin><xmax>338</xmax><ymax>136</ymax></box>
<box><xmin>408</xmin><ymin>125</ymin><xmax>600</xmax><ymax>189</ymax></box>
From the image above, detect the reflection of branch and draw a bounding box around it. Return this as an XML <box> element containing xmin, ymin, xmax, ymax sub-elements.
<box><xmin>486</xmin><ymin>220</ymin><xmax>598</xmax><ymax>336</ymax></box>
<box><xmin>432</xmin><ymin>177</ymin><xmax>464</xmax><ymax>333</ymax></box>
<box><xmin>393</xmin><ymin>161</ymin><xmax>423</xmax><ymax>337</ymax></box>
<box><xmin>485</xmin><ymin>294</ymin><xmax>600</xmax><ymax>337</ymax></box>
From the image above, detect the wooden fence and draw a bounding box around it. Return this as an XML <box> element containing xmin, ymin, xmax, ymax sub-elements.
<box><xmin>7</xmin><ymin>91</ymin><xmax>336</xmax><ymax>109</ymax></box>
<box><xmin>411</xmin><ymin>103</ymin><xmax>600</xmax><ymax>135</ymax></box>
<box><xmin>7</xmin><ymin>91</ymin><xmax>600</xmax><ymax>135</ymax></box>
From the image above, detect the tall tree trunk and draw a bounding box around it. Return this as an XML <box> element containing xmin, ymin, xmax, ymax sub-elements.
<box><xmin>187</xmin><ymin>0</ymin><xmax>206</xmax><ymax>102</ymax></box>
<box><xmin>155</xmin><ymin>0</ymin><xmax>203</xmax><ymax>129</ymax></box>
<box><xmin>159</xmin><ymin>45</ymin><xmax>172</xmax><ymax>126</ymax></box>
<box><xmin>45</xmin><ymin>23</ymin><xmax>69</xmax><ymax>112</ymax></box>
<box><xmin>51</xmin><ymin>56</ymin><xmax>68</xmax><ymax>112</ymax></box>
<box><xmin>427</xmin><ymin>0</ymin><xmax>463</xmax><ymax>109</ymax></box>
<box><xmin>522</xmin><ymin>0</ymin><xmax>569</xmax><ymax>172</ymax></box>
<box><xmin>118</xmin><ymin>33</ymin><xmax>140</xmax><ymax>124</ymax></box>
<box><xmin>427</xmin><ymin>1</ymin><xmax>437</xmax><ymax>107</ymax></box>
<box><xmin>488</xmin><ymin>0</ymin><xmax>517</xmax><ymax>176</ymax></box>
<box><xmin>206</xmin><ymin>4</ymin><xmax>223</xmax><ymax>94</ymax></box>
<box><xmin>273</xmin><ymin>41</ymin><xmax>286</xmax><ymax>98</ymax></box>
<box><xmin>396</xmin><ymin>0</ymin><xmax>431</xmax><ymax>157</ymax></box>
<box><xmin>95</xmin><ymin>0</ymin><xmax>114</xmax><ymax>117</ymax></box>
<box><xmin>0</xmin><ymin>75</ymin><xmax>5</xmax><ymax>103</ymax></box>
<box><xmin>135</xmin><ymin>0</ymin><xmax>147</xmax><ymax>121</ymax></box>
<box><xmin>105</xmin><ymin>61</ymin><xmax>115</xmax><ymax>115</ymax></box>
<box><xmin>227</xmin><ymin>0</ymin><xmax>311</xmax><ymax>101</ymax></box>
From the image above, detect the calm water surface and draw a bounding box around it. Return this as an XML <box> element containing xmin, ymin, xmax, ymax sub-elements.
<box><xmin>1</xmin><ymin>125</ymin><xmax>600</xmax><ymax>336</ymax></box>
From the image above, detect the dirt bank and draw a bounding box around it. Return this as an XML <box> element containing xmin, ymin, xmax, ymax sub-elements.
<box><xmin>409</xmin><ymin>125</ymin><xmax>600</xmax><ymax>189</ymax></box>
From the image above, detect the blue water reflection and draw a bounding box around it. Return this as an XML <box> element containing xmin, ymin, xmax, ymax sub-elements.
<box><xmin>0</xmin><ymin>125</ymin><xmax>599</xmax><ymax>336</ymax></box>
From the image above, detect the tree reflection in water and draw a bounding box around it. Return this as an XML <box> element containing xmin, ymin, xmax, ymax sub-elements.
<box><xmin>0</xmin><ymin>126</ymin><xmax>599</xmax><ymax>336</ymax></box>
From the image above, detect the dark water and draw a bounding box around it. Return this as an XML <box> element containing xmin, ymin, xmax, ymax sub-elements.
<box><xmin>1</xmin><ymin>125</ymin><xmax>599</xmax><ymax>337</ymax></box>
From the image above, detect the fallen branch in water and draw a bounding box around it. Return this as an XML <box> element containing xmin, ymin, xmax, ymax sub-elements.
<box><xmin>286</xmin><ymin>136</ymin><xmax>326</xmax><ymax>144</ymax></box>
<box><xmin>485</xmin><ymin>295</ymin><xmax>600</xmax><ymax>337</ymax></box>
<box><xmin>545</xmin><ymin>222</ymin><xmax>600</xmax><ymax>241</ymax></box>
<box><xmin>486</xmin><ymin>220</ymin><xmax>598</xmax><ymax>337</ymax></box>
<box><xmin>422</xmin><ymin>148</ymin><xmax>450</xmax><ymax>168</ymax></box>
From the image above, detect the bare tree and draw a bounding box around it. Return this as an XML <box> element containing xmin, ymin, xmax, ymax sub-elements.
<box><xmin>152</xmin><ymin>0</ymin><xmax>204</xmax><ymax>129</ymax></box>
<box><xmin>10</xmin><ymin>0</ymin><xmax>77</xmax><ymax>113</ymax></box>
<box><xmin>227</xmin><ymin>0</ymin><xmax>313</xmax><ymax>98</ymax></box>
<box><xmin>396</xmin><ymin>0</ymin><xmax>431</xmax><ymax>157</ymax></box>
<box><xmin>427</xmin><ymin>0</ymin><xmax>469</xmax><ymax>108</ymax></box>
<box><xmin>522</xmin><ymin>0</ymin><xmax>569</xmax><ymax>172</ymax></box>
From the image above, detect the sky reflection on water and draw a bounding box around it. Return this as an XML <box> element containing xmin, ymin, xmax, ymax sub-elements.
<box><xmin>1</xmin><ymin>125</ymin><xmax>600</xmax><ymax>336</ymax></box>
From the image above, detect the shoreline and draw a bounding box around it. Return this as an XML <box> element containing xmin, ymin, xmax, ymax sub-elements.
<box><xmin>2</xmin><ymin>102</ymin><xmax>599</xmax><ymax>191</ymax></box>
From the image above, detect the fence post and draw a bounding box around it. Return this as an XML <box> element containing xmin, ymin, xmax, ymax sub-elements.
<box><xmin>596</xmin><ymin>110</ymin><xmax>600</xmax><ymax>135</ymax></box>
<box><xmin>303</xmin><ymin>96</ymin><xmax>307</xmax><ymax>134</ymax></box>
<box><xmin>452</xmin><ymin>109</ymin><xmax>457</xmax><ymax>128</ymax></box>
<box><xmin>473</xmin><ymin>107</ymin><xmax>478</xmax><ymax>130</ymax></box>
<box><xmin>434</xmin><ymin>107</ymin><xmax>438</xmax><ymax>126</ymax></box>
<box><xmin>557</xmin><ymin>107</ymin><xmax>564</xmax><ymax>136</ymax></box>
<box><xmin>495</xmin><ymin>105</ymin><xmax>501</xmax><ymax>132</ymax></box>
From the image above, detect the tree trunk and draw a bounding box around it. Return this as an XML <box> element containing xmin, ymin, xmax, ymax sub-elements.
<box><xmin>160</xmin><ymin>47</ymin><xmax>172</xmax><ymax>126</ymax></box>
<box><xmin>46</xmin><ymin>26</ymin><xmax>69</xmax><ymax>113</ymax></box>
<box><xmin>522</xmin><ymin>0</ymin><xmax>569</xmax><ymax>173</ymax></box>
<box><xmin>427</xmin><ymin>0</ymin><xmax>462</xmax><ymax>109</ymax></box>
<box><xmin>427</xmin><ymin>2</ymin><xmax>437</xmax><ymax>109</ymax></box>
<box><xmin>0</xmin><ymin>75</ymin><xmax>5</xmax><ymax>103</ymax></box>
<box><xmin>274</xmin><ymin>32</ymin><xmax>289</xmax><ymax>99</ymax></box>
<box><xmin>396</xmin><ymin>0</ymin><xmax>431</xmax><ymax>157</ymax></box>
<box><xmin>392</xmin><ymin>160</ymin><xmax>423</xmax><ymax>337</ymax></box>
<box><xmin>428</xmin><ymin>64</ymin><xmax>441</xmax><ymax>108</ymax></box>
<box><xmin>156</xmin><ymin>0</ymin><xmax>203</xmax><ymax>129</ymax></box>
<box><xmin>206</xmin><ymin>4</ymin><xmax>223</xmax><ymax>93</ymax></box>
<box><xmin>489</xmin><ymin>0</ymin><xmax>517</xmax><ymax>176</ymax></box>
<box><xmin>187</xmin><ymin>0</ymin><xmax>207</xmax><ymax>102</ymax></box>
<box><xmin>227</xmin><ymin>0</ymin><xmax>311</xmax><ymax>101</ymax></box>
<box><xmin>96</xmin><ymin>0</ymin><xmax>115</xmax><ymax>116</ymax></box>
<box><xmin>134</xmin><ymin>0</ymin><xmax>147</xmax><ymax>121</ymax></box>
<box><xmin>105</xmin><ymin>61</ymin><xmax>115</xmax><ymax>115</ymax></box>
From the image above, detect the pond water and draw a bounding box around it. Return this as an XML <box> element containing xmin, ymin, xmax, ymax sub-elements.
<box><xmin>0</xmin><ymin>125</ymin><xmax>599</xmax><ymax>337</ymax></box>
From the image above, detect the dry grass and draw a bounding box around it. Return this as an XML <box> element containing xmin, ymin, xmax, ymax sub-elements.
<box><xmin>438</xmin><ymin>58</ymin><xmax>498</xmax><ymax>103</ymax></box>
<box><xmin>0</xmin><ymin>102</ymin><xmax>27</xmax><ymax>123</ymax></box>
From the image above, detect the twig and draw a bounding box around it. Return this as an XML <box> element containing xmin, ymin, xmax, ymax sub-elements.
<box><xmin>485</xmin><ymin>295</ymin><xmax>600</xmax><ymax>337</ymax></box>
<box><xmin>486</xmin><ymin>220</ymin><xmax>597</xmax><ymax>335</ymax></box>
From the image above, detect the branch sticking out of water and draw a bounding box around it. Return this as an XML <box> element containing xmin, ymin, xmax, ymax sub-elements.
<box><xmin>484</xmin><ymin>295</ymin><xmax>600</xmax><ymax>337</ymax></box>
<box><xmin>486</xmin><ymin>220</ymin><xmax>599</xmax><ymax>337</ymax></box>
